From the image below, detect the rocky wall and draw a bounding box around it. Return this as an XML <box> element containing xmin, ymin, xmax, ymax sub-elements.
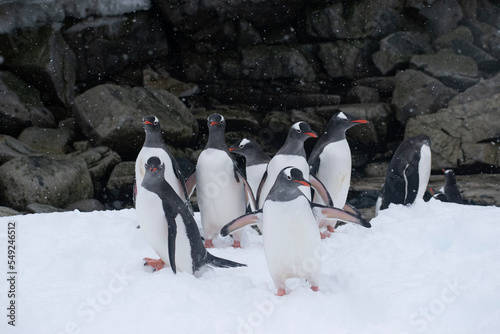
<box><xmin>0</xmin><ymin>0</ymin><xmax>499</xmax><ymax>214</ymax></box>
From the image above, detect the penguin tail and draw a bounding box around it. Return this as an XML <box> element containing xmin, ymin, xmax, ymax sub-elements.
<box><xmin>207</xmin><ymin>253</ymin><xmax>246</xmax><ymax>269</ymax></box>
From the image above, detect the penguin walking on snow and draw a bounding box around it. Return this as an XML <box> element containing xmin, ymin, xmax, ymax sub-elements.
<box><xmin>308</xmin><ymin>112</ymin><xmax>368</xmax><ymax>237</ymax></box>
<box><xmin>229</xmin><ymin>138</ymin><xmax>270</xmax><ymax>198</ymax></box>
<box><xmin>136</xmin><ymin>156</ymin><xmax>246</xmax><ymax>275</ymax></box>
<box><xmin>196</xmin><ymin>114</ymin><xmax>256</xmax><ymax>248</ymax></box>
<box><xmin>221</xmin><ymin>167</ymin><xmax>370</xmax><ymax>296</ymax></box>
<box><xmin>135</xmin><ymin>115</ymin><xmax>192</xmax><ymax>213</ymax></box>
<box><xmin>256</xmin><ymin>122</ymin><xmax>319</xmax><ymax>209</ymax></box>
<box><xmin>377</xmin><ymin>134</ymin><xmax>432</xmax><ymax>212</ymax></box>
<box><xmin>431</xmin><ymin>169</ymin><xmax>464</xmax><ymax>204</ymax></box>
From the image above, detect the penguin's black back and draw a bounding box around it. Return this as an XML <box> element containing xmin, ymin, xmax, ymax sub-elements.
<box><xmin>380</xmin><ymin>135</ymin><xmax>430</xmax><ymax>210</ymax></box>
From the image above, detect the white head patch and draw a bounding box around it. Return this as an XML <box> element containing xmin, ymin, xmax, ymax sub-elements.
<box><xmin>292</xmin><ymin>122</ymin><xmax>302</xmax><ymax>131</ymax></box>
<box><xmin>220</xmin><ymin>114</ymin><xmax>225</xmax><ymax>123</ymax></box>
<box><xmin>240</xmin><ymin>138</ymin><xmax>250</xmax><ymax>147</ymax></box>
<box><xmin>283</xmin><ymin>167</ymin><xmax>293</xmax><ymax>179</ymax></box>
<box><xmin>337</xmin><ymin>112</ymin><xmax>348</xmax><ymax>120</ymax></box>
<box><xmin>154</xmin><ymin>116</ymin><xmax>159</xmax><ymax>124</ymax></box>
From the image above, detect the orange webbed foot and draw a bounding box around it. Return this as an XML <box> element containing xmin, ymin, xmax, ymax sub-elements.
<box><xmin>320</xmin><ymin>231</ymin><xmax>331</xmax><ymax>239</ymax></box>
<box><xmin>144</xmin><ymin>257</ymin><xmax>165</xmax><ymax>272</ymax></box>
<box><xmin>204</xmin><ymin>239</ymin><xmax>214</xmax><ymax>248</ymax></box>
<box><xmin>277</xmin><ymin>288</ymin><xmax>286</xmax><ymax>296</ymax></box>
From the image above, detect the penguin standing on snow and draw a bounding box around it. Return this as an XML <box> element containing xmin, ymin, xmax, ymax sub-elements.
<box><xmin>256</xmin><ymin>122</ymin><xmax>318</xmax><ymax>209</ymax></box>
<box><xmin>135</xmin><ymin>115</ymin><xmax>192</xmax><ymax>212</ymax></box>
<box><xmin>229</xmin><ymin>138</ymin><xmax>270</xmax><ymax>198</ymax></box>
<box><xmin>431</xmin><ymin>169</ymin><xmax>464</xmax><ymax>204</ymax></box>
<box><xmin>221</xmin><ymin>167</ymin><xmax>370</xmax><ymax>296</ymax></box>
<box><xmin>136</xmin><ymin>156</ymin><xmax>246</xmax><ymax>274</ymax></box>
<box><xmin>308</xmin><ymin>112</ymin><xmax>368</xmax><ymax>237</ymax></box>
<box><xmin>377</xmin><ymin>134</ymin><xmax>432</xmax><ymax>212</ymax></box>
<box><xmin>195</xmin><ymin>114</ymin><xmax>255</xmax><ymax>248</ymax></box>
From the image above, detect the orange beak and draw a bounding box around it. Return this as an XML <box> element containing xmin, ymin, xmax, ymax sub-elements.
<box><xmin>294</xmin><ymin>180</ymin><xmax>310</xmax><ymax>187</ymax></box>
<box><xmin>304</xmin><ymin>132</ymin><xmax>318</xmax><ymax>138</ymax></box>
<box><xmin>144</xmin><ymin>120</ymin><xmax>153</xmax><ymax>125</ymax></box>
<box><xmin>210</xmin><ymin>121</ymin><xmax>218</xmax><ymax>126</ymax></box>
<box><xmin>229</xmin><ymin>148</ymin><xmax>236</xmax><ymax>151</ymax></box>
<box><xmin>351</xmin><ymin>120</ymin><xmax>368</xmax><ymax>124</ymax></box>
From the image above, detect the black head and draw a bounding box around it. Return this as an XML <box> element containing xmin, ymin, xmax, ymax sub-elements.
<box><xmin>267</xmin><ymin>167</ymin><xmax>311</xmax><ymax>202</ymax></box>
<box><xmin>326</xmin><ymin>112</ymin><xmax>368</xmax><ymax>133</ymax></box>
<box><xmin>288</xmin><ymin>121</ymin><xmax>318</xmax><ymax>141</ymax></box>
<box><xmin>408</xmin><ymin>134</ymin><xmax>431</xmax><ymax>148</ymax></box>
<box><xmin>229</xmin><ymin>138</ymin><xmax>252</xmax><ymax>155</ymax></box>
<box><xmin>281</xmin><ymin>167</ymin><xmax>311</xmax><ymax>188</ymax></box>
<box><xmin>443</xmin><ymin>169</ymin><xmax>457</xmax><ymax>183</ymax></box>
<box><xmin>145</xmin><ymin>156</ymin><xmax>164</xmax><ymax>177</ymax></box>
<box><xmin>143</xmin><ymin>115</ymin><xmax>160</xmax><ymax>133</ymax></box>
<box><xmin>207</xmin><ymin>113</ymin><xmax>226</xmax><ymax>131</ymax></box>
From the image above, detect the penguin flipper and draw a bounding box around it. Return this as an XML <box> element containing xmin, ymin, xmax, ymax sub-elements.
<box><xmin>235</xmin><ymin>169</ymin><xmax>257</xmax><ymax>211</ymax></box>
<box><xmin>403</xmin><ymin>164</ymin><xmax>419</xmax><ymax>205</ymax></box>
<box><xmin>161</xmin><ymin>204</ymin><xmax>178</xmax><ymax>274</ymax></box>
<box><xmin>312</xmin><ymin>204</ymin><xmax>371</xmax><ymax>228</ymax></box>
<box><xmin>342</xmin><ymin>203</ymin><xmax>365</xmax><ymax>219</ymax></box>
<box><xmin>309</xmin><ymin>174</ymin><xmax>334</xmax><ymax>206</ymax></box>
<box><xmin>220</xmin><ymin>210</ymin><xmax>263</xmax><ymax>236</ymax></box>
<box><xmin>206</xmin><ymin>253</ymin><xmax>247</xmax><ymax>268</ymax></box>
<box><xmin>255</xmin><ymin>169</ymin><xmax>268</xmax><ymax>206</ymax></box>
<box><xmin>185</xmin><ymin>168</ymin><xmax>196</xmax><ymax>198</ymax></box>
<box><xmin>309</xmin><ymin>154</ymin><xmax>320</xmax><ymax>176</ymax></box>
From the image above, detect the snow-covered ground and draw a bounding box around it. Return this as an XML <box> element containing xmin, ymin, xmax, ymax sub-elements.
<box><xmin>1</xmin><ymin>199</ymin><xmax>500</xmax><ymax>334</ymax></box>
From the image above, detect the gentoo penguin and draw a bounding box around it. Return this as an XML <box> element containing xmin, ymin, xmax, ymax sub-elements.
<box><xmin>229</xmin><ymin>138</ymin><xmax>270</xmax><ymax>198</ymax></box>
<box><xmin>256</xmin><ymin>122</ymin><xmax>318</xmax><ymax>209</ymax></box>
<box><xmin>308</xmin><ymin>112</ymin><xmax>368</xmax><ymax>237</ymax></box>
<box><xmin>431</xmin><ymin>169</ymin><xmax>464</xmax><ymax>204</ymax></box>
<box><xmin>221</xmin><ymin>167</ymin><xmax>370</xmax><ymax>296</ymax></box>
<box><xmin>135</xmin><ymin>115</ymin><xmax>192</xmax><ymax>213</ymax></box>
<box><xmin>196</xmin><ymin>114</ymin><xmax>256</xmax><ymax>248</ymax></box>
<box><xmin>378</xmin><ymin>134</ymin><xmax>432</xmax><ymax>212</ymax></box>
<box><xmin>136</xmin><ymin>156</ymin><xmax>245</xmax><ymax>274</ymax></box>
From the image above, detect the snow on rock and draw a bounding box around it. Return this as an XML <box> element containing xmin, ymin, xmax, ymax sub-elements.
<box><xmin>0</xmin><ymin>199</ymin><xmax>499</xmax><ymax>333</ymax></box>
<box><xmin>0</xmin><ymin>0</ymin><xmax>150</xmax><ymax>34</ymax></box>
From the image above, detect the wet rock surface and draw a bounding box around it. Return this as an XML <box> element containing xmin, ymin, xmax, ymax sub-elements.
<box><xmin>0</xmin><ymin>0</ymin><xmax>499</xmax><ymax>214</ymax></box>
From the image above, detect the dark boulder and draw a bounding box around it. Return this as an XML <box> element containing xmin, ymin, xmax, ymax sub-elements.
<box><xmin>0</xmin><ymin>155</ymin><xmax>93</xmax><ymax>211</ymax></box>
<box><xmin>73</xmin><ymin>84</ymin><xmax>197</xmax><ymax>160</ymax></box>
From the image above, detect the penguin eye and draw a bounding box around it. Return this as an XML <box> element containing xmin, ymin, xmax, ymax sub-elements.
<box><xmin>239</xmin><ymin>144</ymin><xmax>244</xmax><ymax>149</ymax></box>
<box><xmin>286</xmin><ymin>175</ymin><xmax>292</xmax><ymax>180</ymax></box>
<box><xmin>220</xmin><ymin>119</ymin><xmax>225</xmax><ymax>124</ymax></box>
<box><xmin>296</xmin><ymin>129</ymin><xmax>301</xmax><ymax>133</ymax></box>
<box><xmin>153</xmin><ymin>120</ymin><xmax>159</xmax><ymax>125</ymax></box>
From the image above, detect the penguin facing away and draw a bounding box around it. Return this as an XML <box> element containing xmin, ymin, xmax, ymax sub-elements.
<box><xmin>136</xmin><ymin>156</ymin><xmax>246</xmax><ymax>275</ymax></box>
<box><xmin>229</xmin><ymin>138</ymin><xmax>271</xmax><ymax>198</ymax></box>
<box><xmin>135</xmin><ymin>115</ymin><xmax>193</xmax><ymax>213</ymax></box>
<box><xmin>431</xmin><ymin>169</ymin><xmax>464</xmax><ymax>204</ymax></box>
<box><xmin>308</xmin><ymin>112</ymin><xmax>368</xmax><ymax>237</ymax></box>
<box><xmin>256</xmin><ymin>121</ymin><xmax>318</xmax><ymax>209</ymax></box>
<box><xmin>195</xmin><ymin>114</ymin><xmax>256</xmax><ymax>248</ymax></box>
<box><xmin>378</xmin><ymin>134</ymin><xmax>432</xmax><ymax>212</ymax></box>
<box><xmin>221</xmin><ymin>167</ymin><xmax>370</xmax><ymax>296</ymax></box>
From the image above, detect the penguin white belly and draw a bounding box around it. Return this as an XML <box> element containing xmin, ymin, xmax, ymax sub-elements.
<box><xmin>196</xmin><ymin>148</ymin><xmax>246</xmax><ymax>240</ymax></box>
<box><xmin>262</xmin><ymin>198</ymin><xmax>321</xmax><ymax>289</ymax></box>
<box><xmin>259</xmin><ymin>155</ymin><xmax>310</xmax><ymax>207</ymax></box>
<box><xmin>246</xmin><ymin>163</ymin><xmax>267</xmax><ymax>198</ymax></box>
<box><xmin>416</xmin><ymin>145</ymin><xmax>431</xmax><ymax>199</ymax></box>
<box><xmin>136</xmin><ymin>189</ymin><xmax>194</xmax><ymax>273</ymax></box>
<box><xmin>314</xmin><ymin>140</ymin><xmax>351</xmax><ymax>207</ymax></box>
<box><xmin>136</xmin><ymin>147</ymin><xmax>183</xmax><ymax>198</ymax></box>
